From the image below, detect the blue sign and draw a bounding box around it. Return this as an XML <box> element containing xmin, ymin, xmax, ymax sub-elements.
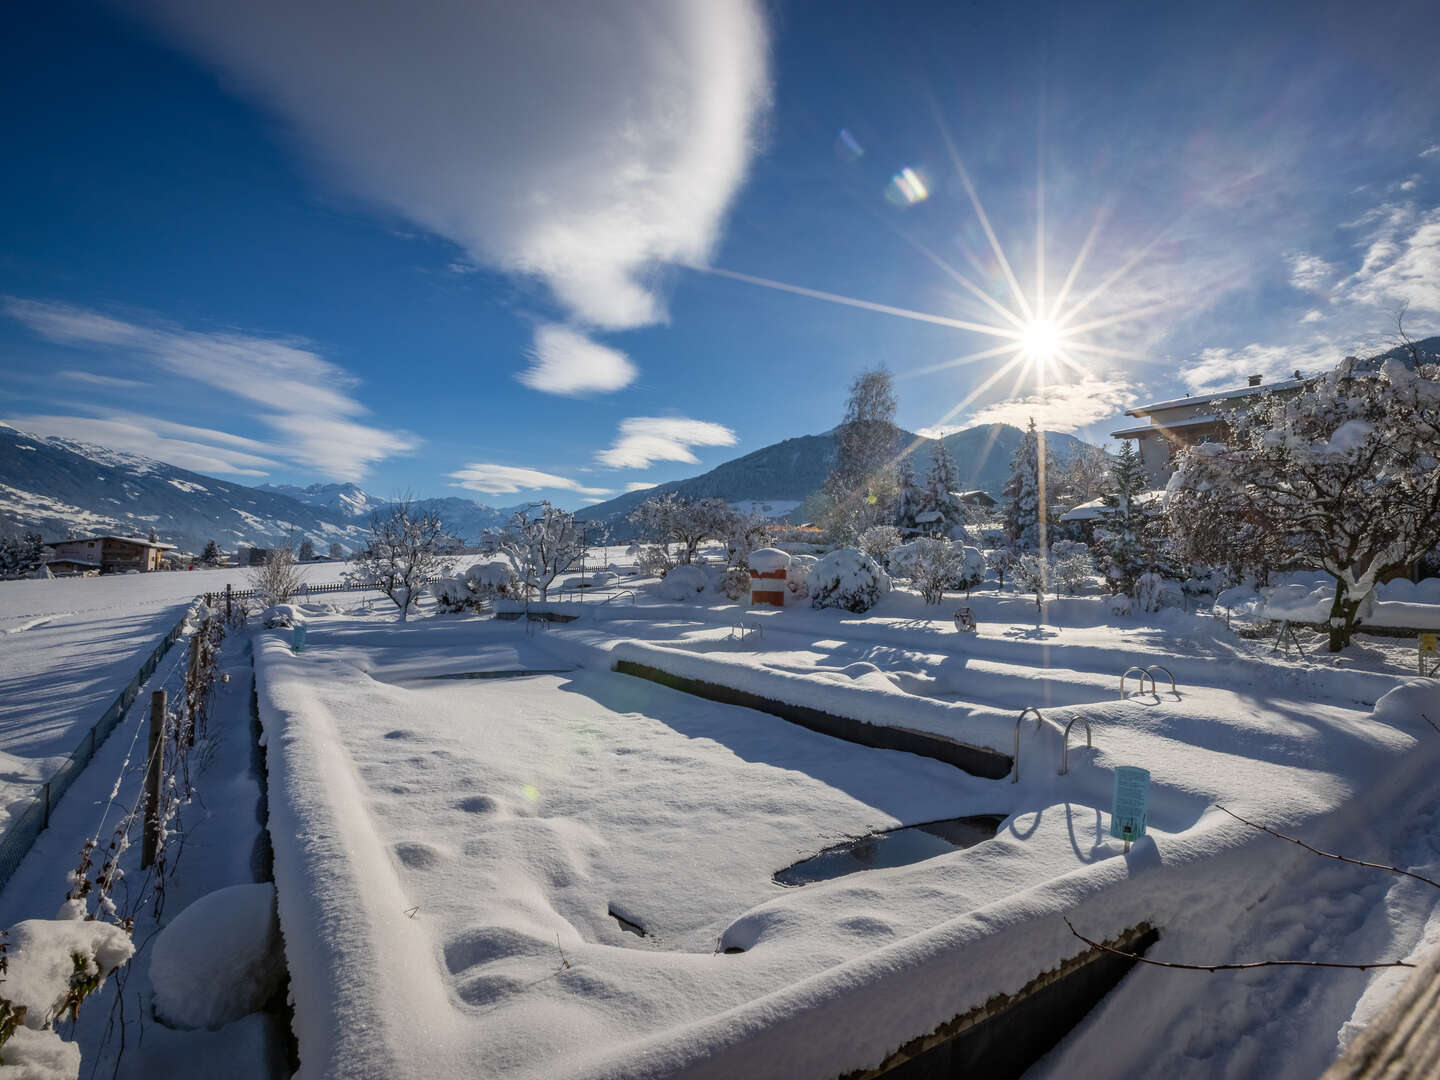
<box><xmin>1109</xmin><ymin>766</ymin><xmax>1149</xmax><ymax>843</ymax></box>
<box><xmin>291</xmin><ymin>624</ymin><xmax>307</xmax><ymax>653</ymax></box>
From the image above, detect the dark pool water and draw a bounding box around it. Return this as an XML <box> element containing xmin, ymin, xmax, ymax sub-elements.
<box><xmin>773</xmin><ymin>815</ymin><xmax>1005</xmax><ymax>887</ymax></box>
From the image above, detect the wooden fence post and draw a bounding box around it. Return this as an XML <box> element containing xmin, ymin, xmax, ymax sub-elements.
<box><xmin>141</xmin><ymin>689</ymin><xmax>165</xmax><ymax>869</ymax></box>
<box><xmin>185</xmin><ymin>633</ymin><xmax>201</xmax><ymax>747</ymax></box>
<box><xmin>225</xmin><ymin>582</ymin><xmax>232</xmax><ymax>620</ymax></box>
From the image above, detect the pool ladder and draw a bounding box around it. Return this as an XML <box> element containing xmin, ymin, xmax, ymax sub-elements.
<box><xmin>1120</xmin><ymin>664</ymin><xmax>1177</xmax><ymax>699</ymax></box>
<box><xmin>1012</xmin><ymin>707</ymin><xmax>1098</xmax><ymax>782</ymax></box>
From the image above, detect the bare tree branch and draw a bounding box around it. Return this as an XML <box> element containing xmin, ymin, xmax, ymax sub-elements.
<box><xmin>1063</xmin><ymin>918</ymin><xmax>1415</xmax><ymax>973</ymax></box>
<box><xmin>1213</xmin><ymin>804</ymin><xmax>1440</xmax><ymax>892</ymax></box>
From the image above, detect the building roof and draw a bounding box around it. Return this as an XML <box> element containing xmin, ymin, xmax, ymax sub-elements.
<box><xmin>1110</xmin><ymin>414</ymin><xmax>1220</xmax><ymax>439</ymax></box>
<box><xmin>46</xmin><ymin>534</ymin><xmax>177</xmax><ymax>551</ymax></box>
<box><xmin>1059</xmin><ymin>490</ymin><xmax>1166</xmax><ymax>522</ymax></box>
<box><xmin>1125</xmin><ymin>377</ymin><xmax>1305</xmax><ymax>418</ymax></box>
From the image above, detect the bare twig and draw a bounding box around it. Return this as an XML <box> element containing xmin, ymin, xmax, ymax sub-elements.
<box><xmin>556</xmin><ymin>935</ymin><xmax>572</xmax><ymax>970</ymax></box>
<box><xmin>1214</xmin><ymin>803</ymin><xmax>1440</xmax><ymax>892</ymax></box>
<box><xmin>1421</xmin><ymin>712</ymin><xmax>1440</xmax><ymax>737</ymax></box>
<box><xmin>1064</xmin><ymin>918</ymin><xmax>1414</xmax><ymax>973</ymax></box>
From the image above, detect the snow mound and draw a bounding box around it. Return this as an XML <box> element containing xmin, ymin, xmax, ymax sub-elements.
<box><xmin>654</xmin><ymin>564</ymin><xmax>709</xmax><ymax>601</ymax></box>
<box><xmin>0</xmin><ymin>1026</ymin><xmax>80</xmax><ymax>1080</ymax></box>
<box><xmin>149</xmin><ymin>883</ymin><xmax>284</xmax><ymax>1031</ymax></box>
<box><xmin>747</xmin><ymin>547</ymin><xmax>791</xmax><ymax>574</ymax></box>
<box><xmin>806</xmin><ymin>548</ymin><xmax>890</xmax><ymax>613</ymax></box>
<box><xmin>260</xmin><ymin>604</ymin><xmax>303</xmax><ymax>629</ymax></box>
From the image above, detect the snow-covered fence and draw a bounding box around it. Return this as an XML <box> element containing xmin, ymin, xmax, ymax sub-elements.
<box><xmin>203</xmin><ymin>580</ymin><xmax>380</xmax><ymax>606</ymax></box>
<box><xmin>0</xmin><ymin>608</ymin><xmax>189</xmax><ymax>892</ymax></box>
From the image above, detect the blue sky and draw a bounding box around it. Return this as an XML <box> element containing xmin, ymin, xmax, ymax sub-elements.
<box><xmin>3</xmin><ymin>0</ymin><xmax>1438</xmax><ymax>508</ymax></box>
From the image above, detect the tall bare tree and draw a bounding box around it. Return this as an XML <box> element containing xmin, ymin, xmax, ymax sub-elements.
<box><xmin>357</xmin><ymin>498</ymin><xmax>451</xmax><ymax>621</ymax></box>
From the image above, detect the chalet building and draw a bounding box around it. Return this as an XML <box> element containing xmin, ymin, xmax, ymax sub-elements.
<box><xmin>1111</xmin><ymin>372</ymin><xmax>1306</xmax><ymax>486</ymax></box>
<box><xmin>45</xmin><ymin>535</ymin><xmax>175</xmax><ymax>575</ymax></box>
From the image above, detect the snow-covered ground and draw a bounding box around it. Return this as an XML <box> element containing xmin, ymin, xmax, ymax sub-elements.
<box><xmin>252</xmin><ymin>575</ymin><xmax>1440</xmax><ymax>1079</ymax></box>
<box><xmin>0</xmin><ymin>562</ymin><xmax>358</xmax><ymax>829</ymax></box>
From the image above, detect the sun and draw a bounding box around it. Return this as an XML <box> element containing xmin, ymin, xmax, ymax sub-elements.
<box><xmin>1020</xmin><ymin>319</ymin><xmax>1060</xmax><ymax>363</ymax></box>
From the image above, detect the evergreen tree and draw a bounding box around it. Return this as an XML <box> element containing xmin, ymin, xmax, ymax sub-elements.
<box><xmin>200</xmin><ymin>539</ymin><xmax>221</xmax><ymax>566</ymax></box>
<box><xmin>923</xmin><ymin>439</ymin><xmax>962</xmax><ymax>536</ymax></box>
<box><xmin>1003</xmin><ymin>418</ymin><xmax>1053</xmax><ymax>550</ymax></box>
<box><xmin>298</xmin><ymin>538</ymin><xmax>316</xmax><ymax>562</ymax></box>
<box><xmin>0</xmin><ymin>533</ymin><xmax>45</xmax><ymax>579</ymax></box>
<box><xmin>823</xmin><ymin>368</ymin><xmax>899</xmax><ymax>540</ymax></box>
<box><xmin>894</xmin><ymin>455</ymin><xmax>921</xmax><ymax>534</ymax></box>
<box><xmin>1092</xmin><ymin>440</ymin><xmax>1160</xmax><ymax>593</ymax></box>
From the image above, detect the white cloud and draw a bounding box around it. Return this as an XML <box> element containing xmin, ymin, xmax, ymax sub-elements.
<box><xmin>596</xmin><ymin>417</ymin><xmax>737</xmax><ymax>469</ymax></box>
<box><xmin>6</xmin><ymin>413</ymin><xmax>281</xmax><ymax>476</ymax></box>
<box><xmin>517</xmin><ymin>325</ymin><xmax>637</xmax><ymax>396</ymax></box>
<box><xmin>1301</xmin><ymin>309</ymin><xmax>1325</xmax><ymax>323</ymax></box>
<box><xmin>4</xmin><ymin>298</ymin><xmax>417</xmax><ymax>481</ymax></box>
<box><xmin>134</xmin><ymin>0</ymin><xmax>770</xmax><ymax>342</ymax></box>
<box><xmin>1341</xmin><ymin>205</ymin><xmax>1440</xmax><ymax>314</ymax></box>
<box><xmin>625</xmin><ymin>481</ymin><xmax>659</xmax><ymax>492</ymax></box>
<box><xmin>1287</xmin><ymin>253</ymin><xmax>1336</xmax><ymax>293</ymax></box>
<box><xmin>1400</xmin><ymin>178</ymin><xmax>1419</xmax><ymax>192</ymax></box>
<box><xmin>449</xmin><ymin>463</ymin><xmax>612</xmax><ymax>498</ymax></box>
<box><xmin>57</xmin><ymin>370</ymin><xmax>149</xmax><ymax>390</ymax></box>
<box><xmin>1422</xmin><ymin>145</ymin><xmax>1440</xmax><ymax>158</ymax></box>
<box><xmin>958</xmin><ymin>377</ymin><xmax>1138</xmax><ymax>434</ymax></box>
<box><xmin>1184</xmin><ymin>342</ymin><xmax>1338</xmax><ymax>393</ymax></box>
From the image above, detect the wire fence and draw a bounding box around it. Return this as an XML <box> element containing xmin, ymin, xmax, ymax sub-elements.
<box><xmin>0</xmin><ymin>608</ymin><xmax>190</xmax><ymax>892</ymax></box>
<box><xmin>202</xmin><ymin>580</ymin><xmax>382</xmax><ymax>606</ymax></box>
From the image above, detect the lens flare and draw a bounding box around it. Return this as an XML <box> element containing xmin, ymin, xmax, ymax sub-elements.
<box><xmin>885</xmin><ymin>167</ymin><xmax>929</xmax><ymax>207</ymax></box>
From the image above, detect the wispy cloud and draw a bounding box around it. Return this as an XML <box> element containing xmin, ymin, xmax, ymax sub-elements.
<box><xmin>596</xmin><ymin>417</ymin><xmax>737</xmax><ymax>469</ymax></box>
<box><xmin>4</xmin><ymin>298</ymin><xmax>417</xmax><ymax>481</ymax></box>
<box><xmin>625</xmin><ymin>481</ymin><xmax>658</xmax><ymax>492</ymax></box>
<box><xmin>517</xmin><ymin>324</ymin><xmax>636</xmax><ymax>396</ymax></box>
<box><xmin>1184</xmin><ymin>342</ymin><xmax>1339</xmax><ymax>393</ymax></box>
<box><xmin>1422</xmin><ymin>145</ymin><xmax>1440</xmax><ymax>159</ymax></box>
<box><xmin>449</xmin><ymin>463</ymin><xmax>613</xmax><ymax>498</ymax></box>
<box><xmin>1339</xmin><ymin>204</ymin><xmax>1440</xmax><ymax>315</ymax></box>
<box><xmin>6</xmin><ymin>413</ymin><xmax>281</xmax><ymax>476</ymax></box>
<box><xmin>1287</xmin><ymin>253</ymin><xmax>1336</xmax><ymax>293</ymax></box>
<box><xmin>57</xmin><ymin>370</ymin><xmax>150</xmax><ymax>390</ymax></box>
<box><xmin>133</xmin><ymin>0</ymin><xmax>770</xmax><ymax>388</ymax></box>
<box><xmin>957</xmin><ymin>377</ymin><xmax>1138</xmax><ymax>434</ymax></box>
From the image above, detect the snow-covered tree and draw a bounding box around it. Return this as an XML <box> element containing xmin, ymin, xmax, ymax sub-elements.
<box><xmin>1012</xmin><ymin>552</ymin><xmax>1050</xmax><ymax>612</ymax></box>
<box><xmin>501</xmin><ymin>501</ymin><xmax>586</xmax><ymax>602</ymax></box>
<box><xmin>1052</xmin><ymin>443</ymin><xmax>1113</xmax><ymax>510</ymax></box>
<box><xmin>298</xmin><ymin>538</ymin><xmax>316</xmax><ymax>562</ymax></box>
<box><xmin>1003</xmin><ymin>418</ymin><xmax>1054</xmax><ymax>550</ymax></box>
<box><xmin>986</xmin><ymin>544</ymin><xmax>1017</xmax><ymax>589</ymax></box>
<box><xmin>357</xmin><ymin>499</ymin><xmax>451</xmax><ymax>621</ymax></box>
<box><xmin>900</xmin><ymin>538</ymin><xmax>985</xmax><ymax>604</ymax></box>
<box><xmin>1</xmin><ymin>532</ymin><xmax>46</xmax><ymax>579</ymax></box>
<box><xmin>628</xmin><ymin>493</ymin><xmax>733</xmax><ymax>567</ymax></box>
<box><xmin>328</xmin><ymin>542</ymin><xmax>345</xmax><ymax>561</ymax></box>
<box><xmin>1092</xmin><ymin>441</ymin><xmax>1168</xmax><ymax>595</ymax></box>
<box><xmin>894</xmin><ymin>455</ymin><xmax>922</xmax><ymax>535</ymax></box>
<box><xmin>247</xmin><ymin>545</ymin><xmax>305</xmax><ymax>606</ymax></box>
<box><xmin>722</xmin><ymin>510</ymin><xmax>771</xmax><ymax>568</ymax></box>
<box><xmin>1171</xmin><ymin>352</ymin><xmax>1440</xmax><ymax>650</ymax></box>
<box><xmin>857</xmin><ymin>524</ymin><xmax>903</xmax><ymax>564</ymax></box>
<box><xmin>922</xmin><ymin>439</ymin><xmax>963</xmax><ymax>536</ymax></box>
<box><xmin>199</xmin><ymin>539</ymin><xmax>221</xmax><ymax>567</ymax></box>
<box><xmin>823</xmin><ymin>368</ymin><xmax>900</xmax><ymax>540</ymax></box>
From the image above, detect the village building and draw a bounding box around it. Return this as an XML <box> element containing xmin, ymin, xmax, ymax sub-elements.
<box><xmin>1111</xmin><ymin>372</ymin><xmax>1307</xmax><ymax>486</ymax></box>
<box><xmin>44</xmin><ymin>535</ymin><xmax>176</xmax><ymax>575</ymax></box>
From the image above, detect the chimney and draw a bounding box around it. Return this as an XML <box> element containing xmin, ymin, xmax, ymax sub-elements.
<box><xmin>1248</xmin><ymin>374</ymin><xmax>1262</xmax><ymax>387</ymax></box>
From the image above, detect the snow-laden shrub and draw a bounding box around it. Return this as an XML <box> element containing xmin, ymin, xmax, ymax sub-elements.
<box><xmin>787</xmin><ymin>554</ymin><xmax>817</xmax><ymax>598</ymax></box>
<box><xmin>0</xmin><ymin>916</ymin><xmax>134</xmax><ymax>1076</ymax></box>
<box><xmin>1107</xmin><ymin>593</ymin><xmax>1133</xmax><ymax>616</ymax></box>
<box><xmin>260</xmin><ymin>604</ymin><xmax>301</xmax><ymax>629</ymax></box>
<box><xmin>894</xmin><ymin>539</ymin><xmax>987</xmax><ymax>603</ymax></box>
<box><xmin>150</xmin><ymin>884</ymin><xmax>284</xmax><ymax>1031</ymax></box>
<box><xmin>718</xmin><ymin>565</ymin><xmax>751</xmax><ymax>601</ymax></box>
<box><xmin>1013</xmin><ymin>552</ymin><xmax>1050</xmax><ymax>610</ymax></box>
<box><xmin>807</xmin><ymin>548</ymin><xmax>890</xmax><ymax>613</ymax></box>
<box><xmin>431</xmin><ymin>575</ymin><xmax>472</xmax><ymax>613</ymax></box>
<box><xmin>1051</xmin><ymin>551</ymin><xmax>1095</xmax><ymax>596</ymax></box>
<box><xmin>986</xmin><ymin>546</ymin><xmax>1018</xmax><ymax>589</ymax></box>
<box><xmin>433</xmin><ymin>560</ymin><xmax>525</xmax><ymax>612</ymax></box>
<box><xmin>634</xmin><ymin>545</ymin><xmax>672</xmax><ymax>577</ymax></box>
<box><xmin>655</xmin><ymin>563</ymin><xmax>708</xmax><ymax>601</ymax></box>
<box><xmin>1051</xmin><ymin>539</ymin><xmax>1089</xmax><ymax>560</ymax></box>
<box><xmin>589</xmin><ymin>570</ymin><xmax>614</xmax><ymax>588</ymax></box>
<box><xmin>857</xmin><ymin>525</ymin><xmax>903</xmax><ymax>564</ymax></box>
<box><xmin>1133</xmin><ymin>572</ymin><xmax>1172</xmax><ymax>613</ymax></box>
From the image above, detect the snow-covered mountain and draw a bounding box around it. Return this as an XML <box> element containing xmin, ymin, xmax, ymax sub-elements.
<box><xmin>576</xmin><ymin>423</ymin><xmax>1092</xmax><ymax>537</ymax></box>
<box><xmin>254</xmin><ymin>481</ymin><xmax>388</xmax><ymax>518</ymax></box>
<box><xmin>0</xmin><ymin>424</ymin><xmax>511</xmax><ymax>555</ymax></box>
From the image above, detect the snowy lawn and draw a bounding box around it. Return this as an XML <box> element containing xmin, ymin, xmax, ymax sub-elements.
<box><xmin>255</xmin><ymin>595</ymin><xmax>1440</xmax><ymax>1079</ymax></box>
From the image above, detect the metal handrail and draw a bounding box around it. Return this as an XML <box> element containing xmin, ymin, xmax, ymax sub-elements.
<box><xmin>1144</xmin><ymin>664</ymin><xmax>1177</xmax><ymax>695</ymax></box>
<box><xmin>596</xmin><ymin>590</ymin><xmax>637</xmax><ymax>608</ymax></box>
<box><xmin>1120</xmin><ymin>665</ymin><xmax>1155</xmax><ymax>699</ymax></box>
<box><xmin>1060</xmin><ymin>714</ymin><xmax>1093</xmax><ymax>775</ymax></box>
<box><xmin>730</xmin><ymin>619</ymin><xmax>764</xmax><ymax>641</ymax></box>
<box><xmin>1013</xmin><ymin>707</ymin><xmax>1045</xmax><ymax>784</ymax></box>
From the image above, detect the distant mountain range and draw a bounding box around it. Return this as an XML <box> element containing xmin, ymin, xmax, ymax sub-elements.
<box><xmin>0</xmin><ymin>420</ymin><xmax>1091</xmax><ymax>553</ymax></box>
<box><xmin>576</xmin><ymin>423</ymin><xmax>1090</xmax><ymax>538</ymax></box>
<box><xmin>0</xmin><ymin>424</ymin><xmax>513</xmax><ymax>555</ymax></box>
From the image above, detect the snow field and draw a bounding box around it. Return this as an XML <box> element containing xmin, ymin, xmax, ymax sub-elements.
<box><xmin>252</xmin><ymin>597</ymin><xmax>1440</xmax><ymax>1079</ymax></box>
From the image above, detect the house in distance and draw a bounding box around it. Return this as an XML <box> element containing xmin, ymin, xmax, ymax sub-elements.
<box><xmin>45</xmin><ymin>534</ymin><xmax>176</xmax><ymax>575</ymax></box>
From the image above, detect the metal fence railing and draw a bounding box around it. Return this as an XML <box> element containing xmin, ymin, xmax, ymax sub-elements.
<box><xmin>0</xmin><ymin>608</ymin><xmax>190</xmax><ymax>892</ymax></box>
<box><xmin>202</xmin><ymin>581</ymin><xmax>382</xmax><ymax>607</ymax></box>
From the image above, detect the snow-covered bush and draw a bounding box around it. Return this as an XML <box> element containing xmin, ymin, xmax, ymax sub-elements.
<box><xmin>807</xmin><ymin>548</ymin><xmax>890</xmax><ymax>613</ymax></box>
<box><xmin>986</xmin><ymin>545</ymin><xmax>1018</xmax><ymax>589</ymax></box>
<box><xmin>633</xmin><ymin>545</ymin><xmax>672</xmax><ymax>577</ymax></box>
<box><xmin>1107</xmin><ymin>593</ymin><xmax>1133</xmax><ymax>616</ymax></box>
<box><xmin>247</xmin><ymin>546</ymin><xmax>305</xmax><ymax>606</ymax></box>
<box><xmin>1133</xmin><ymin>572</ymin><xmax>1184</xmax><ymax>614</ymax></box>
<box><xmin>1012</xmin><ymin>552</ymin><xmax>1050</xmax><ymax>611</ymax></box>
<box><xmin>892</xmin><ymin>539</ymin><xmax>987</xmax><ymax>604</ymax></box>
<box><xmin>589</xmin><ymin>570</ymin><xmax>614</xmax><ymax>588</ymax></box>
<box><xmin>260</xmin><ymin>604</ymin><xmax>300</xmax><ymax>629</ymax></box>
<box><xmin>655</xmin><ymin>563</ymin><xmax>708</xmax><ymax>601</ymax></box>
<box><xmin>718</xmin><ymin>565</ymin><xmax>751</xmax><ymax>601</ymax></box>
<box><xmin>1050</xmin><ymin>551</ymin><xmax>1095</xmax><ymax>596</ymax></box>
<box><xmin>1051</xmin><ymin>539</ymin><xmax>1089</xmax><ymax>560</ymax></box>
<box><xmin>955</xmin><ymin>545</ymin><xmax>986</xmax><ymax>593</ymax></box>
<box><xmin>431</xmin><ymin>574</ymin><xmax>471</xmax><ymax>613</ymax></box>
<box><xmin>0</xmin><ymin>916</ymin><xmax>134</xmax><ymax>1077</ymax></box>
<box><xmin>786</xmin><ymin>554</ymin><xmax>817</xmax><ymax>598</ymax></box>
<box><xmin>857</xmin><ymin>525</ymin><xmax>902</xmax><ymax>564</ymax></box>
